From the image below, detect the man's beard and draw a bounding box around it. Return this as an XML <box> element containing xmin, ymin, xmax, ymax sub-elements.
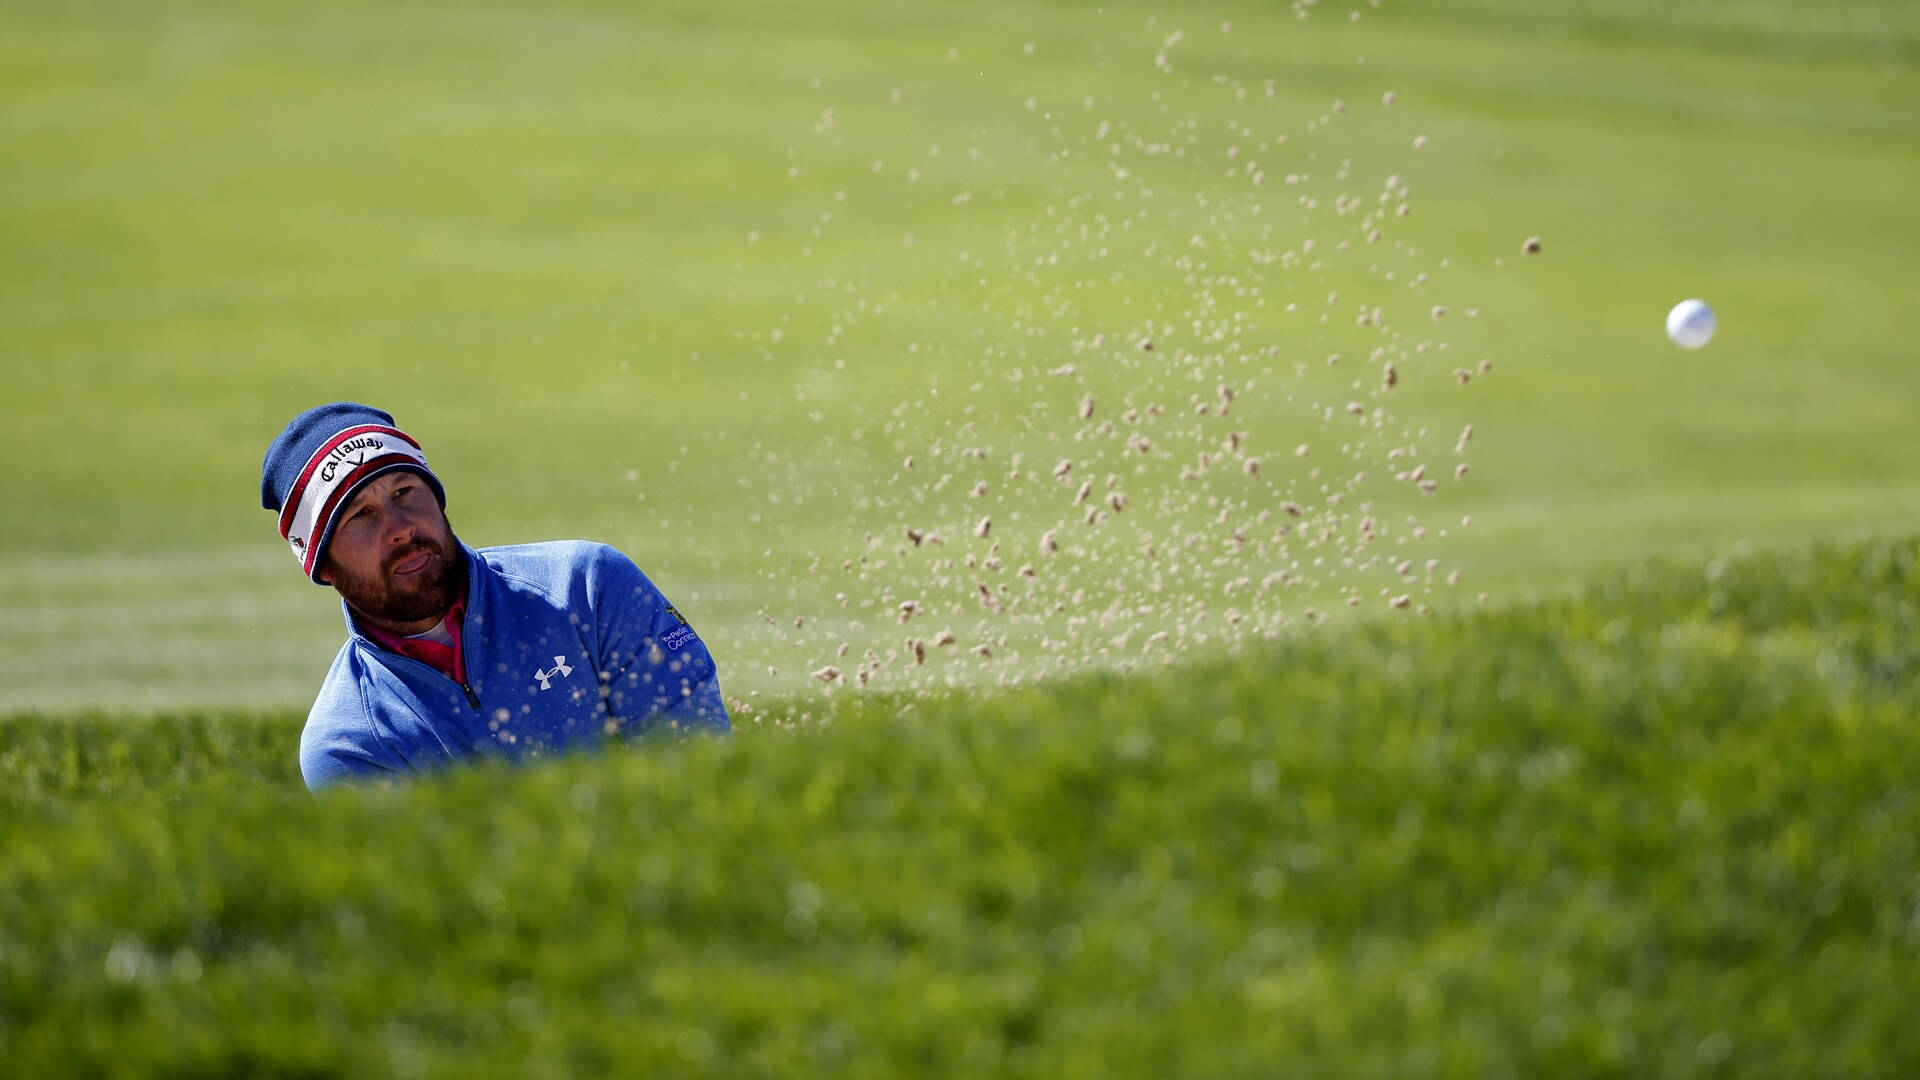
<box><xmin>333</xmin><ymin>535</ymin><xmax>466</xmax><ymax>628</ymax></box>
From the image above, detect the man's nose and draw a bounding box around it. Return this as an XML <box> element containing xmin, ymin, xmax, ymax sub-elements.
<box><xmin>383</xmin><ymin>504</ymin><xmax>420</xmax><ymax>544</ymax></box>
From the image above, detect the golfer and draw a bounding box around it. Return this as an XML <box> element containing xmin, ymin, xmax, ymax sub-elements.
<box><xmin>261</xmin><ymin>402</ymin><xmax>728</xmax><ymax>790</ymax></box>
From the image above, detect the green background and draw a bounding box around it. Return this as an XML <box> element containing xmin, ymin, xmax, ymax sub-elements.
<box><xmin>4</xmin><ymin>0</ymin><xmax>1916</xmax><ymax>713</ymax></box>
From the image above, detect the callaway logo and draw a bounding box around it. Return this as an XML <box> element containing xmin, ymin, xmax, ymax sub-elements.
<box><xmin>318</xmin><ymin>436</ymin><xmax>385</xmax><ymax>482</ymax></box>
<box><xmin>534</xmin><ymin>655</ymin><xmax>573</xmax><ymax>691</ymax></box>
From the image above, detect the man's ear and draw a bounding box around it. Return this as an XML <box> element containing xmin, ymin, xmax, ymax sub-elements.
<box><xmin>317</xmin><ymin>565</ymin><xmax>333</xmax><ymax>586</ymax></box>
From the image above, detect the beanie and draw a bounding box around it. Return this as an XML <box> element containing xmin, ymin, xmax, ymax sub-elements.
<box><xmin>260</xmin><ymin>403</ymin><xmax>447</xmax><ymax>584</ymax></box>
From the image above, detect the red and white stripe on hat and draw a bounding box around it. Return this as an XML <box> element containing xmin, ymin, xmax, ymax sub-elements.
<box><xmin>277</xmin><ymin>424</ymin><xmax>432</xmax><ymax>577</ymax></box>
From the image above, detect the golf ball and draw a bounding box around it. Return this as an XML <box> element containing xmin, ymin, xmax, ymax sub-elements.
<box><xmin>1666</xmin><ymin>298</ymin><xmax>1715</xmax><ymax>349</ymax></box>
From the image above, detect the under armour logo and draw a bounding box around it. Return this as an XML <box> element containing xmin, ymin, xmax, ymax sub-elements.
<box><xmin>534</xmin><ymin>655</ymin><xmax>573</xmax><ymax>690</ymax></box>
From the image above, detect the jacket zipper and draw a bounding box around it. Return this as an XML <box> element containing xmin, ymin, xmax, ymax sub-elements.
<box><xmin>452</xmin><ymin>611</ymin><xmax>480</xmax><ymax>711</ymax></box>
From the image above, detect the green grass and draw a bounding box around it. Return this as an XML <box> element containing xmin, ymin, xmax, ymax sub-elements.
<box><xmin>3</xmin><ymin>0</ymin><xmax>1918</xmax><ymax>711</ymax></box>
<box><xmin>5</xmin><ymin>6</ymin><xmax>1918</xmax><ymax>1067</ymax></box>
<box><xmin>4</xmin><ymin>536</ymin><xmax>1917</xmax><ymax>1076</ymax></box>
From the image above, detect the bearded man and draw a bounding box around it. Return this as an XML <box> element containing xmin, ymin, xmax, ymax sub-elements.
<box><xmin>260</xmin><ymin>402</ymin><xmax>727</xmax><ymax>790</ymax></box>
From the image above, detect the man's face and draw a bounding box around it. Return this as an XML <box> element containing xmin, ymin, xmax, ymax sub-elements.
<box><xmin>319</xmin><ymin>470</ymin><xmax>462</xmax><ymax>632</ymax></box>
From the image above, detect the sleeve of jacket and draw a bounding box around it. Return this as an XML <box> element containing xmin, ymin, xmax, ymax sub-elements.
<box><xmin>585</xmin><ymin>543</ymin><xmax>731</xmax><ymax>737</ymax></box>
<box><xmin>299</xmin><ymin>691</ymin><xmax>408</xmax><ymax>787</ymax></box>
<box><xmin>300</xmin><ymin>662</ymin><xmax>411</xmax><ymax>791</ymax></box>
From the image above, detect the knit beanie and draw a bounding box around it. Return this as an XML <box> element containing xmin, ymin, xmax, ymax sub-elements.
<box><xmin>260</xmin><ymin>403</ymin><xmax>447</xmax><ymax>584</ymax></box>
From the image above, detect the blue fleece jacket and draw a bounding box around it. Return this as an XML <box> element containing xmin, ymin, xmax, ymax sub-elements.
<box><xmin>299</xmin><ymin>540</ymin><xmax>728</xmax><ymax>790</ymax></box>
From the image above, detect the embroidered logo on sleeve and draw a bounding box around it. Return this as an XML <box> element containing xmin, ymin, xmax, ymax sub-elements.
<box><xmin>661</xmin><ymin>626</ymin><xmax>698</xmax><ymax>652</ymax></box>
<box><xmin>534</xmin><ymin>655</ymin><xmax>573</xmax><ymax>690</ymax></box>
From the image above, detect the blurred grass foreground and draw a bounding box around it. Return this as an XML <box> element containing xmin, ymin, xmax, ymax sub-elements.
<box><xmin>4</xmin><ymin>537</ymin><xmax>1918</xmax><ymax>1076</ymax></box>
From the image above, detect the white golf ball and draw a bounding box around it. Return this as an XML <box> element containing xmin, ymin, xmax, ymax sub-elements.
<box><xmin>1666</xmin><ymin>298</ymin><xmax>1715</xmax><ymax>349</ymax></box>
